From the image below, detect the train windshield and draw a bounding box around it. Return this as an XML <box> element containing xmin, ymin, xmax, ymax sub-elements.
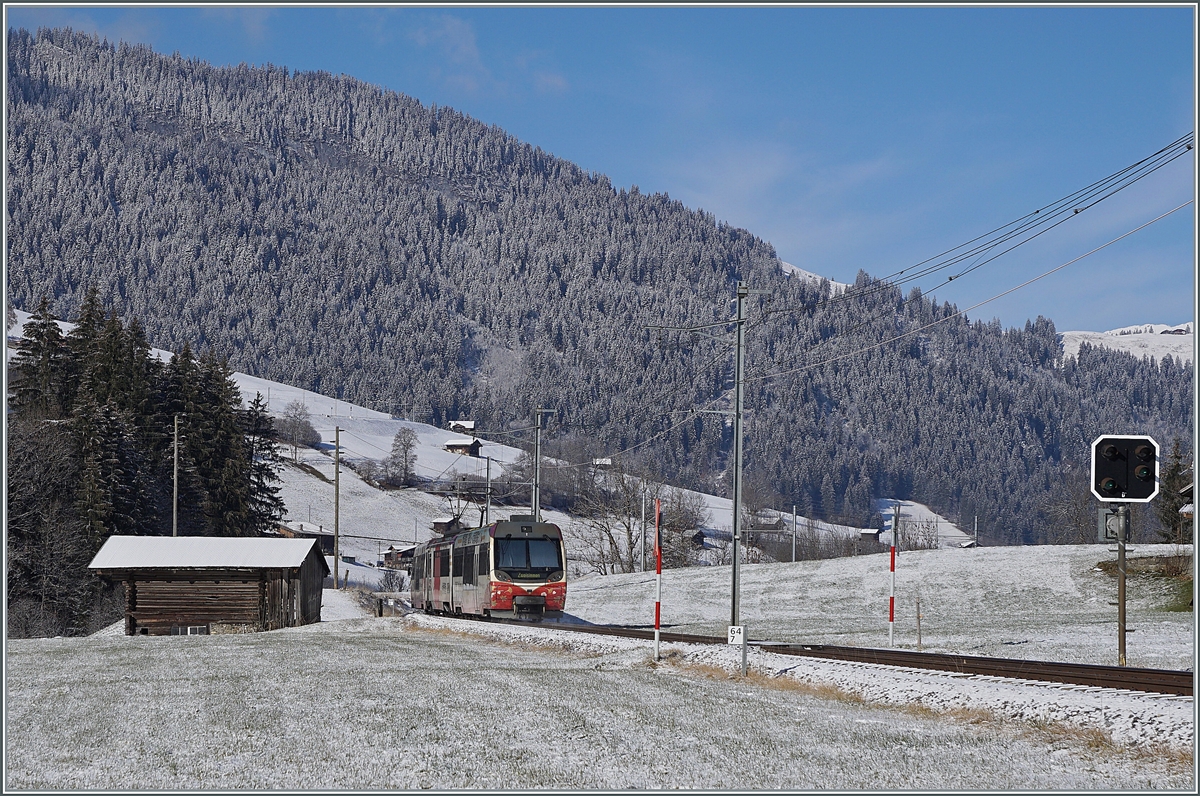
<box><xmin>496</xmin><ymin>538</ymin><xmax>562</xmax><ymax>575</ymax></box>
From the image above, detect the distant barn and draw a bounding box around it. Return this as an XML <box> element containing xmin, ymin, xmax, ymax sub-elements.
<box><xmin>276</xmin><ymin>522</ymin><xmax>335</xmax><ymax>554</ymax></box>
<box><xmin>444</xmin><ymin>437</ymin><xmax>482</xmax><ymax>457</ymax></box>
<box><xmin>89</xmin><ymin>536</ymin><xmax>329</xmax><ymax>636</ymax></box>
<box><xmin>382</xmin><ymin>544</ymin><xmax>415</xmax><ymax>569</ymax></box>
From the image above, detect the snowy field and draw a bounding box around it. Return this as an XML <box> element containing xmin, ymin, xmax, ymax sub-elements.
<box><xmin>5</xmin><ymin>594</ymin><xmax>1194</xmax><ymax>791</ymax></box>
<box><xmin>566</xmin><ymin>543</ymin><xmax>1195</xmax><ymax>671</ymax></box>
<box><xmin>1059</xmin><ymin>322</ymin><xmax>1193</xmax><ymax>363</ymax></box>
<box><xmin>6</xmin><ymin>308</ymin><xmax>1196</xmax><ymax>788</ymax></box>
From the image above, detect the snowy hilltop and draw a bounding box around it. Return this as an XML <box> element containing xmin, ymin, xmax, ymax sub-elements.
<box><xmin>1060</xmin><ymin>322</ymin><xmax>1193</xmax><ymax>363</ymax></box>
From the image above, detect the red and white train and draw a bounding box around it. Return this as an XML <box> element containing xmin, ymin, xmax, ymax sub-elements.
<box><xmin>410</xmin><ymin>516</ymin><xmax>566</xmax><ymax>621</ymax></box>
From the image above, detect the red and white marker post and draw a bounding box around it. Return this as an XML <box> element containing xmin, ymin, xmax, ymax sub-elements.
<box><xmin>888</xmin><ymin>541</ymin><xmax>896</xmax><ymax>647</ymax></box>
<box><xmin>654</xmin><ymin>498</ymin><xmax>662</xmax><ymax>661</ymax></box>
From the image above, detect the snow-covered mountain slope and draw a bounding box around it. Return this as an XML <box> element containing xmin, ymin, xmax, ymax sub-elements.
<box><xmin>3</xmin><ymin>306</ymin><xmax>977</xmax><ymax>565</ymax></box>
<box><xmin>1059</xmin><ymin>322</ymin><xmax>1193</xmax><ymax>363</ymax></box>
<box><xmin>779</xmin><ymin>260</ymin><xmax>851</xmax><ymax>292</ymax></box>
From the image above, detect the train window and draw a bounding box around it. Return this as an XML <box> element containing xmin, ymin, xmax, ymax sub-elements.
<box><xmin>478</xmin><ymin>545</ymin><xmax>488</xmax><ymax>579</ymax></box>
<box><xmin>453</xmin><ymin>548</ymin><xmax>464</xmax><ymax>580</ymax></box>
<box><xmin>438</xmin><ymin>550</ymin><xmax>450</xmax><ymax>578</ymax></box>
<box><xmin>495</xmin><ymin>539</ymin><xmax>563</xmax><ymax>571</ymax></box>
<box><xmin>528</xmin><ymin>539</ymin><xmax>561</xmax><ymax>568</ymax></box>
<box><xmin>462</xmin><ymin>550</ymin><xmax>475</xmax><ymax>585</ymax></box>
<box><xmin>496</xmin><ymin>539</ymin><xmax>526</xmax><ymax>569</ymax></box>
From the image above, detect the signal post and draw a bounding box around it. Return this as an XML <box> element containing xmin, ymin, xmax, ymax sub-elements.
<box><xmin>1090</xmin><ymin>435</ymin><xmax>1159</xmax><ymax>666</ymax></box>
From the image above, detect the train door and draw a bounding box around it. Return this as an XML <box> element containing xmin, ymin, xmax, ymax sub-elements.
<box><xmin>461</xmin><ymin>541</ymin><xmax>479</xmax><ymax>615</ymax></box>
<box><xmin>427</xmin><ymin>552</ymin><xmax>436</xmax><ymax>612</ymax></box>
<box><xmin>437</xmin><ymin>547</ymin><xmax>451</xmax><ymax>612</ymax></box>
<box><xmin>479</xmin><ymin>540</ymin><xmax>492</xmax><ymax>615</ymax></box>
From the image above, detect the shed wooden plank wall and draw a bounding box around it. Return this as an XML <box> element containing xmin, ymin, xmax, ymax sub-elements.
<box><xmin>300</xmin><ymin>552</ymin><xmax>325</xmax><ymax>624</ymax></box>
<box><xmin>123</xmin><ymin>569</ymin><xmax>316</xmax><ymax>635</ymax></box>
<box><xmin>106</xmin><ymin>545</ymin><xmax>326</xmax><ymax>636</ymax></box>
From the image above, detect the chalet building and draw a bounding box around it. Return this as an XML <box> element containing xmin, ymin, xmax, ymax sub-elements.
<box><xmin>448</xmin><ymin>419</ymin><xmax>476</xmax><ymax>434</ymax></box>
<box><xmin>431</xmin><ymin>517</ymin><xmax>466</xmax><ymax>536</ymax></box>
<box><xmin>89</xmin><ymin>536</ymin><xmax>329</xmax><ymax>636</ymax></box>
<box><xmin>275</xmin><ymin>522</ymin><xmax>335</xmax><ymax>554</ymax></box>
<box><xmin>444</xmin><ymin>437</ymin><xmax>482</xmax><ymax>457</ymax></box>
<box><xmin>382</xmin><ymin>545</ymin><xmax>415</xmax><ymax>569</ymax></box>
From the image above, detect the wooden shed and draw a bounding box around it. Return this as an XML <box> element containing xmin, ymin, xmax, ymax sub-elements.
<box><xmin>89</xmin><ymin>536</ymin><xmax>330</xmax><ymax>636</ymax></box>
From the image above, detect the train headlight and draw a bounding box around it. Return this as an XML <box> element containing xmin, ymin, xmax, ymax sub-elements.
<box><xmin>494</xmin><ymin>570</ymin><xmax>512</xmax><ymax>582</ymax></box>
<box><xmin>547</xmin><ymin>570</ymin><xmax>564</xmax><ymax>582</ymax></box>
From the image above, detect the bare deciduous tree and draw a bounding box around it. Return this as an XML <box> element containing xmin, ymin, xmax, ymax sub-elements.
<box><xmin>276</xmin><ymin>400</ymin><xmax>320</xmax><ymax>462</ymax></box>
<box><xmin>385</xmin><ymin>427</ymin><xmax>418</xmax><ymax>486</ymax></box>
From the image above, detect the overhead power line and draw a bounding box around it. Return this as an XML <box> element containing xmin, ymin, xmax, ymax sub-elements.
<box><xmin>760</xmin><ymin>132</ymin><xmax>1194</xmax><ymax>324</ymax></box>
<box><xmin>749</xmin><ymin>200</ymin><xmax>1194</xmax><ymax>385</ymax></box>
<box><xmin>750</xmin><ymin>132</ymin><xmax>1193</xmax><ymax>375</ymax></box>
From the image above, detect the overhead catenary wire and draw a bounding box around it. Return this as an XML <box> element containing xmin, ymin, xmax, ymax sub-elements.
<box><xmin>747</xmin><ymin>200</ymin><xmax>1194</xmax><ymax>385</ymax></box>
<box><xmin>757</xmin><ymin>132</ymin><xmax>1194</xmax><ymax>325</ymax></box>
<box><xmin>745</xmin><ymin>133</ymin><xmax>1193</xmax><ymax>376</ymax></box>
<box><xmin>634</xmin><ymin>133</ymin><xmax>1194</xmax><ymax>392</ymax></box>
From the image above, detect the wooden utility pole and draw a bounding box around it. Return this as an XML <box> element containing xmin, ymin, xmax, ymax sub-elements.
<box><xmin>531</xmin><ymin>408</ymin><xmax>555</xmax><ymax>522</ymax></box>
<box><xmin>334</xmin><ymin>426</ymin><xmax>341</xmax><ymax>589</ymax></box>
<box><xmin>173</xmin><ymin>415</ymin><xmax>179</xmax><ymax>537</ymax></box>
<box><xmin>792</xmin><ymin>505</ymin><xmax>797</xmax><ymax>563</ymax></box>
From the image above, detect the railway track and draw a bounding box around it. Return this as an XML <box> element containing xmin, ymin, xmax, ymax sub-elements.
<box><xmin>474</xmin><ymin>616</ymin><xmax>1193</xmax><ymax>697</ymax></box>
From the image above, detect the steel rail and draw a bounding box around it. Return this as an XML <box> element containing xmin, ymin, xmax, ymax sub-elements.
<box><xmin>469</xmin><ymin>616</ymin><xmax>1193</xmax><ymax>696</ymax></box>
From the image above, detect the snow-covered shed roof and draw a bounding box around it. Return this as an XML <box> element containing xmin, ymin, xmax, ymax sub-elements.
<box><xmin>89</xmin><ymin>535</ymin><xmax>325</xmax><ymax>571</ymax></box>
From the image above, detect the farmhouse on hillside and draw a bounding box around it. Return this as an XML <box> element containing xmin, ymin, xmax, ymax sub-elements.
<box><xmin>89</xmin><ymin>536</ymin><xmax>329</xmax><ymax>636</ymax></box>
<box><xmin>448</xmin><ymin>419</ymin><xmax>476</xmax><ymax>434</ymax></box>
<box><xmin>275</xmin><ymin>521</ymin><xmax>335</xmax><ymax>554</ymax></box>
<box><xmin>444</xmin><ymin>437</ymin><xmax>482</xmax><ymax>457</ymax></box>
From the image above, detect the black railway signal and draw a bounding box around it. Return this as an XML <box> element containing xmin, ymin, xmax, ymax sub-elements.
<box><xmin>1090</xmin><ymin>435</ymin><xmax>1159</xmax><ymax>502</ymax></box>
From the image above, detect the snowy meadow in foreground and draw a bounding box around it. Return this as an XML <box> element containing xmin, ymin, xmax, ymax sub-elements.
<box><xmin>5</xmin><ymin>593</ymin><xmax>1195</xmax><ymax>791</ymax></box>
<box><xmin>566</xmin><ymin>543</ymin><xmax>1195</xmax><ymax>671</ymax></box>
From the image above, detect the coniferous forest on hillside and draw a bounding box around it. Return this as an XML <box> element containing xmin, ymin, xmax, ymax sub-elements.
<box><xmin>5</xmin><ymin>28</ymin><xmax>1194</xmax><ymax>564</ymax></box>
<box><xmin>6</xmin><ymin>288</ymin><xmax>286</xmax><ymax>637</ymax></box>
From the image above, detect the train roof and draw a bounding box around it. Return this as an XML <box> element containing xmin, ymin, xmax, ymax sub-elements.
<box><xmin>416</xmin><ymin>517</ymin><xmax>562</xmax><ymax>549</ymax></box>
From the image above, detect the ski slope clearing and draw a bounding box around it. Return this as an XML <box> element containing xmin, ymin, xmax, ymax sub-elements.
<box><xmin>780</xmin><ymin>260</ymin><xmax>851</xmax><ymax>292</ymax></box>
<box><xmin>6</xmin><ymin>609</ymin><xmax>1192</xmax><ymax>790</ymax></box>
<box><xmin>1060</xmin><ymin>322</ymin><xmax>1193</xmax><ymax>363</ymax></box>
<box><xmin>876</xmin><ymin>498</ymin><xmax>974</xmax><ymax>547</ymax></box>
<box><xmin>564</xmin><ymin>543</ymin><xmax>1195</xmax><ymax>672</ymax></box>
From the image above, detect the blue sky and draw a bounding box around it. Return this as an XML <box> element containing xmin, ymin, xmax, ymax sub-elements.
<box><xmin>6</xmin><ymin>4</ymin><xmax>1195</xmax><ymax>332</ymax></box>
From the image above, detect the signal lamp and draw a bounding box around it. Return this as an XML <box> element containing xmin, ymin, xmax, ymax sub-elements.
<box><xmin>1090</xmin><ymin>435</ymin><xmax>1159</xmax><ymax>502</ymax></box>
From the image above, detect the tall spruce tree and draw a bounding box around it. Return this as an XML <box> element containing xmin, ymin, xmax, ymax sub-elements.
<box><xmin>8</xmin><ymin>296</ymin><xmax>70</xmax><ymax>418</ymax></box>
<box><xmin>243</xmin><ymin>392</ymin><xmax>286</xmax><ymax>535</ymax></box>
<box><xmin>1155</xmin><ymin>437</ymin><xmax>1193</xmax><ymax>543</ymax></box>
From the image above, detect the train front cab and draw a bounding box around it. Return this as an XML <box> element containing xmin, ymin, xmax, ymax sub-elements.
<box><xmin>410</xmin><ymin>518</ymin><xmax>566</xmax><ymax>621</ymax></box>
<box><xmin>484</xmin><ymin>520</ymin><xmax>566</xmax><ymax>621</ymax></box>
